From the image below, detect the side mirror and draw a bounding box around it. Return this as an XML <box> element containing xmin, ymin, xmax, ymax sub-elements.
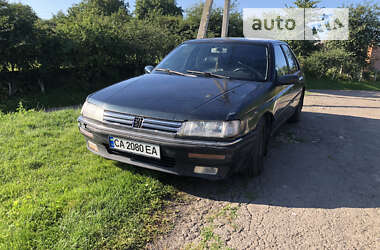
<box><xmin>277</xmin><ymin>74</ymin><xmax>298</xmax><ymax>85</ymax></box>
<box><xmin>144</xmin><ymin>65</ymin><xmax>154</xmax><ymax>74</ymax></box>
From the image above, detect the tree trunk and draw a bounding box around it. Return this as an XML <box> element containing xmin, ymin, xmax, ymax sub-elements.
<box><xmin>8</xmin><ymin>64</ymin><xmax>16</xmax><ymax>96</ymax></box>
<box><xmin>197</xmin><ymin>0</ymin><xmax>213</xmax><ymax>39</ymax></box>
<box><xmin>221</xmin><ymin>0</ymin><xmax>230</xmax><ymax>38</ymax></box>
<box><xmin>38</xmin><ymin>79</ymin><xmax>45</xmax><ymax>94</ymax></box>
<box><xmin>8</xmin><ymin>82</ymin><xmax>14</xmax><ymax>96</ymax></box>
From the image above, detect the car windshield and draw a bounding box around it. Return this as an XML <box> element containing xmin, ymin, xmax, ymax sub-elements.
<box><xmin>154</xmin><ymin>42</ymin><xmax>268</xmax><ymax>81</ymax></box>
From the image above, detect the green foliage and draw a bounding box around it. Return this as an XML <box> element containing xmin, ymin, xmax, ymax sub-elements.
<box><xmin>287</xmin><ymin>40</ymin><xmax>321</xmax><ymax>58</ymax></box>
<box><xmin>286</xmin><ymin>0</ymin><xmax>320</xmax><ymax>8</ymax></box>
<box><xmin>0</xmin><ymin>1</ymin><xmax>38</xmax><ymax>71</ymax></box>
<box><xmin>16</xmin><ymin>101</ymin><xmax>26</xmax><ymax>114</ymax></box>
<box><xmin>135</xmin><ymin>0</ymin><xmax>182</xmax><ymax>20</ymax></box>
<box><xmin>53</xmin><ymin>1</ymin><xmax>174</xmax><ymax>81</ymax></box>
<box><xmin>0</xmin><ymin>109</ymin><xmax>176</xmax><ymax>249</ymax></box>
<box><xmin>300</xmin><ymin>2</ymin><xmax>380</xmax><ymax>79</ymax></box>
<box><xmin>286</xmin><ymin>0</ymin><xmax>320</xmax><ymax>57</ymax></box>
<box><xmin>55</xmin><ymin>8</ymin><xmax>131</xmax><ymax>79</ymax></box>
<box><xmin>0</xmin><ymin>0</ymin><xmax>378</xmax><ymax>101</ymax></box>
<box><xmin>301</xmin><ymin>48</ymin><xmax>358</xmax><ymax>80</ymax></box>
<box><xmin>68</xmin><ymin>0</ymin><xmax>130</xmax><ymax>16</ymax></box>
<box><xmin>0</xmin><ymin>79</ymin><xmax>95</xmax><ymax>113</ymax></box>
<box><xmin>326</xmin><ymin>2</ymin><xmax>380</xmax><ymax>69</ymax></box>
<box><xmin>306</xmin><ymin>78</ymin><xmax>380</xmax><ymax>91</ymax></box>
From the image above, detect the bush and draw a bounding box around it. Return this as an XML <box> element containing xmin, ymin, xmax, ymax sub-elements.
<box><xmin>53</xmin><ymin>8</ymin><xmax>179</xmax><ymax>83</ymax></box>
<box><xmin>301</xmin><ymin>48</ymin><xmax>360</xmax><ymax>80</ymax></box>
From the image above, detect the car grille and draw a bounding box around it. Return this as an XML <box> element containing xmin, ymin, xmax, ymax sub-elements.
<box><xmin>103</xmin><ymin>110</ymin><xmax>182</xmax><ymax>133</ymax></box>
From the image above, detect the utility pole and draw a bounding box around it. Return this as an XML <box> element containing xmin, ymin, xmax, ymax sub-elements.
<box><xmin>197</xmin><ymin>0</ymin><xmax>213</xmax><ymax>39</ymax></box>
<box><xmin>221</xmin><ymin>0</ymin><xmax>230</xmax><ymax>37</ymax></box>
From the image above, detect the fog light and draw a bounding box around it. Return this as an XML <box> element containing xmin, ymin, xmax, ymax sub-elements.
<box><xmin>80</xmin><ymin>127</ymin><xmax>94</xmax><ymax>139</ymax></box>
<box><xmin>88</xmin><ymin>141</ymin><xmax>98</xmax><ymax>152</ymax></box>
<box><xmin>188</xmin><ymin>153</ymin><xmax>226</xmax><ymax>160</ymax></box>
<box><xmin>194</xmin><ymin>166</ymin><xmax>218</xmax><ymax>175</ymax></box>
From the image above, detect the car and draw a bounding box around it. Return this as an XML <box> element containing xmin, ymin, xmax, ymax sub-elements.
<box><xmin>78</xmin><ymin>38</ymin><xmax>305</xmax><ymax>180</ymax></box>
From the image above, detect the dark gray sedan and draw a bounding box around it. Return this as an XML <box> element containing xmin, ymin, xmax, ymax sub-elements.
<box><xmin>78</xmin><ymin>38</ymin><xmax>305</xmax><ymax>180</ymax></box>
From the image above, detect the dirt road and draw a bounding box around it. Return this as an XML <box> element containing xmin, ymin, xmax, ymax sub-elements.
<box><xmin>148</xmin><ymin>90</ymin><xmax>380</xmax><ymax>249</ymax></box>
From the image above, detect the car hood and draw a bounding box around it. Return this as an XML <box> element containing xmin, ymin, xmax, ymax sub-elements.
<box><xmin>88</xmin><ymin>73</ymin><xmax>264</xmax><ymax>121</ymax></box>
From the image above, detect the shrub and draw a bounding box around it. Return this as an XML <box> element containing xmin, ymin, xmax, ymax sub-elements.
<box><xmin>301</xmin><ymin>48</ymin><xmax>359</xmax><ymax>80</ymax></box>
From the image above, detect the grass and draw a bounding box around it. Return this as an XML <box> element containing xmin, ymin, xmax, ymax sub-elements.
<box><xmin>307</xmin><ymin>78</ymin><xmax>380</xmax><ymax>91</ymax></box>
<box><xmin>0</xmin><ymin>108</ymin><xmax>176</xmax><ymax>249</ymax></box>
<box><xmin>0</xmin><ymin>84</ymin><xmax>91</xmax><ymax>113</ymax></box>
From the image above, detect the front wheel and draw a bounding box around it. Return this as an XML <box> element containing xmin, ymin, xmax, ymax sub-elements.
<box><xmin>245</xmin><ymin>118</ymin><xmax>267</xmax><ymax>177</ymax></box>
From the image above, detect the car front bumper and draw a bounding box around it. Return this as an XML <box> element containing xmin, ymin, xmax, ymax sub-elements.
<box><xmin>77</xmin><ymin>116</ymin><xmax>257</xmax><ymax>180</ymax></box>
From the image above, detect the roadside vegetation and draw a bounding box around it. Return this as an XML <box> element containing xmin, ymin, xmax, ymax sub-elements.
<box><xmin>0</xmin><ymin>108</ymin><xmax>176</xmax><ymax>249</ymax></box>
<box><xmin>1</xmin><ymin>0</ymin><xmax>379</xmax><ymax>112</ymax></box>
<box><xmin>307</xmin><ymin>79</ymin><xmax>380</xmax><ymax>91</ymax></box>
<box><xmin>0</xmin><ymin>83</ymin><xmax>89</xmax><ymax>113</ymax></box>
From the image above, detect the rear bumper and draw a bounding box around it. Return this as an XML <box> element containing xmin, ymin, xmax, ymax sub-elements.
<box><xmin>78</xmin><ymin>116</ymin><xmax>257</xmax><ymax>180</ymax></box>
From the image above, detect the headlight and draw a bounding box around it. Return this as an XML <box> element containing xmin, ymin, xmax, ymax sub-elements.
<box><xmin>81</xmin><ymin>101</ymin><xmax>103</xmax><ymax>121</ymax></box>
<box><xmin>177</xmin><ymin>120</ymin><xmax>246</xmax><ymax>138</ymax></box>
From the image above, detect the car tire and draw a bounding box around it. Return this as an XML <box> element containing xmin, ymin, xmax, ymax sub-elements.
<box><xmin>245</xmin><ymin>118</ymin><xmax>267</xmax><ymax>177</ymax></box>
<box><xmin>288</xmin><ymin>89</ymin><xmax>304</xmax><ymax>123</ymax></box>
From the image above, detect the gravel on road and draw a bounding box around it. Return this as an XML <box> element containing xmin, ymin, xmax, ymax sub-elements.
<box><xmin>147</xmin><ymin>90</ymin><xmax>380</xmax><ymax>250</ymax></box>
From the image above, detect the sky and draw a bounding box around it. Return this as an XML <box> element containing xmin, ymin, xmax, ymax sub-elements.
<box><xmin>9</xmin><ymin>0</ymin><xmax>366</xmax><ymax>19</ymax></box>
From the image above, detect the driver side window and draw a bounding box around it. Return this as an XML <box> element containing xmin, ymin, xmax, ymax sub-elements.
<box><xmin>274</xmin><ymin>45</ymin><xmax>289</xmax><ymax>77</ymax></box>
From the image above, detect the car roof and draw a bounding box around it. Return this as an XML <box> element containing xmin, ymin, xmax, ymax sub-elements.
<box><xmin>184</xmin><ymin>37</ymin><xmax>287</xmax><ymax>45</ymax></box>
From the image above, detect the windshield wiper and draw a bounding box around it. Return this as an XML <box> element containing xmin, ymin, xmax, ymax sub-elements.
<box><xmin>155</xmin><ymin>68</ymin><xmax>195</xmax><ymax>77</ymax></box>
<box><xmin>186</xmin><ymin>70</ymin><xmax>230</xmax><ymax>79</ymax></box>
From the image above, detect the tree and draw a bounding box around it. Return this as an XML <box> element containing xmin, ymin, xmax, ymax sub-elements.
<box><xmin>33</xmin><ymin>19</ymin><xmax>66</xmax><ymax>93</ymax></box>
<box><xmin>55</xmin><ymin>1</ymin><xmax>175</xmax><ymax>82</ymax></box>
<box><xmin>135</xmin><ymin>0</ymin><xmax>182</xmax><ymax>19</ymax></box>
<box><xmin>184</xmin><ymin>1</ymin><xmax>243</xmax><ymax>38</ymax></box>
<box><xmin>286</xmin><ymin>0</ymin><xmax>321</xmax><ymax>57</ymax></box>
<box><xmin>0</xmin><ymin>1</ymin><xmax>38</xmax><ymax>95</ymax></box>
<box><xmin>286</xmin><ymin>0</ymin><xmax>320</xmax><ymax>8</ymax></box>
<box><xmin>0</xmin><ymin>2</ymin><xmax>37</xmax><ymax>71</ymax></box>
<box><xmin>68</xmin><ymin>0</ymin><xmax>129</xmax><ymax>17</ymax></box>
<box><xmin>326</xmin><ymin>3</ymin><xmax>380</xmax><ymax>79</ymax></box>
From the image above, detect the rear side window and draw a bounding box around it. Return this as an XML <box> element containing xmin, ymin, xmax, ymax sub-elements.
<box><xmin>274</xmin><ymin>45</ymin><xmax>289</xmax><ymax>77</ymax></box>
<box><xmin>281</xmin><ymin>45</ymin><xmax>299</xmax><ymax>73</ymax></box>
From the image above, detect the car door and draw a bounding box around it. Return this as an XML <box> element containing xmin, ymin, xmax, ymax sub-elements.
<box><xmin>280</xmin><ymin>44</ymin><xmax>304</xmax><ymax>111</ymax></box>
<box><xmin>272</xmin><ymin>45</ymin><xmax>293</xmax><ymax>124</ymax></box>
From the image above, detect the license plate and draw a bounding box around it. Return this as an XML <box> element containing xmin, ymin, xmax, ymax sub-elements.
<box><xmin>109</xmin><ymin>136</ymin><xmax>161</xmax><ymax>159</ymax></box>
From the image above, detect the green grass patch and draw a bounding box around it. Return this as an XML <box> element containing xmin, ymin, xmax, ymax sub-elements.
<box><xmin>0</xmin><ymin>109</ymin><xmax>176</xmax><ymax>249</ymax></box>
<box><xmin>307</xmin><ymin>78</ymin><xmax>380</xmax><ymax>91</ymax></box>
<box><xmin>0</xmin><ymin>84</ymin><xmax>91</xmax><ymax>113</ymax></box>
